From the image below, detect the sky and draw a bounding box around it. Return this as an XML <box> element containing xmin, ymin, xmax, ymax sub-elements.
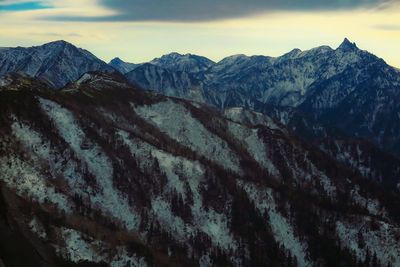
<box><xmin>0</xmin><ymin>0</ymin><xmax>399</xmax><ymax>67</ymax></box>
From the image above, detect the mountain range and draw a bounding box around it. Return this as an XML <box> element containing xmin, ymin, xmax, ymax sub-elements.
<box><xmin>113</xmin><ymin>38</ymin><xmax>400</xmax><ymax>157</ymax></box>
<box><xmin>2</xmin><ymin>38</ymin><xmax>399</xmax><ymax>157</ymax></box>
<box><xmin>0</xmin><ymin>39</ymin><xmax>400</xmax><ymax>267</ymax></box>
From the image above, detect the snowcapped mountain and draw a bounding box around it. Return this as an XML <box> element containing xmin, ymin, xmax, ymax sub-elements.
<box><xmin>1</xmin><ymin>73</ymin><xmax>400</xmax><ymax>267</ymax></box>
<box><xmin>108</xmin><ymin>57</ymin><xmax>138</xmax><ymax>74</ymax></box>
<box><xmin>150</xmin><ymin>52</ymin><xmax>215</xmax><ymax>73</ymax></box>
<box><xmin>0</xmin><ymin>40</ymin><xmax>114</xmax><ymax>88</ymax></box>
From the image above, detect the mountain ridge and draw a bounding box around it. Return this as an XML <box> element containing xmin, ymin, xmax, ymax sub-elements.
<box><xmin>0</xmin><ymin>40</ymin><xmax>115</xmax><ymax>88</ymax></box>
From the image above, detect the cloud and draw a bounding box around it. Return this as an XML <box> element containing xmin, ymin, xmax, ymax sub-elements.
<box><xmin>45</xmin><ymin>0</ymin><xmax>392</xmax><ymax>22</ymax></box>
<box><xmin>0</xmin><ymin>0</ymin><xmax>50</xmax><ymax>11</ymax></box>
<box><xmin>32</xmin><ymin>32</ymin><xmax>82</xmax><ymax>37</ymax></box>
<box><xmin>373</xmin><ymin>24</ymin><xmax>400</xmax><ymax>31</ymax></box>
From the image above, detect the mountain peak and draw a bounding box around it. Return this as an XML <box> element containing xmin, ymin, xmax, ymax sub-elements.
<box><xmin>108</xmin><ymin>57</ymin><xmax>137</xmax><ymax>74</ymax></box>
<box><xmin>280</xmin><ymin>48</ymin><xmax>303</xmax><ymax>60</ymax></box>
<box><xmin>338</xmin><ymin>38</ymin><xmax>358</xmax><ymax>52</ymax></box>
<box><xmin>44</xmin><ymin>40</ymin><xmax>74</xmax><ymax>47</ymax></box>
<box><xmin>150</xmin><ymin>52</ymin><xmax>214</xmax><ymax>73</ymax></box>
<box><xmin>109</xmin><ymin>57</ymin><xmax>124</xmax><ymax>64</ymax></box>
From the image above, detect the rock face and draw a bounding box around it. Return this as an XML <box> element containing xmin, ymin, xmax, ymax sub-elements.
<box><xmin>0</xmin><ymin>40</ymin><xmax>114</xmax><ymax>88</ymax></box>
<box><xmin>0</xmin><ymin>73</ymin><xmax>400</xmax><ymax>267</ymax></box>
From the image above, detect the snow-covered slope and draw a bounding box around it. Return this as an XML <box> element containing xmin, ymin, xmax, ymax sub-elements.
<box><xmin>0</xmin><ymin>40</ymin><xmax>114</xmax><ymax>88</ymax></box>
<box><xmin>1</xmin><ymin>73</ymin><xmax>400</xmax><ymax>266</ymax></box>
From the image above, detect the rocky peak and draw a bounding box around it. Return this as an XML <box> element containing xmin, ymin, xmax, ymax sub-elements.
<box><xmin>109</xmin><ymin>57</ymin><xmax>124</xmax><ymax>64</ymax></box>
<box><xmin>109</xmin><ymin>57</ymin><xmax>137</xmax><ymax>74</ymax></box>
<box><xmin>279</xmin><ymin>48</ymin><xmax>303</xmax><ymax>61</ymax></box>
<box><xmin>151</xmin><ymin>52</ymin><xmax>215</xmax><ymax>73</ymax></box>
<box><xmin>337</xmin><ymin>38</ymin><xmax>359</xmax><ymax>52</ymax></box>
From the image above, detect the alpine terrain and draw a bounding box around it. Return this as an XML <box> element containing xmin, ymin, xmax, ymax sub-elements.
<box><xmin>116</xmin><ymin>39</ymin><xmax>400</xmax><ymax>157</ymax></box>
<box><xmin>0</xmin><ymin>40</ymin><xmax>399</xmax><ymax>267</ymax></box>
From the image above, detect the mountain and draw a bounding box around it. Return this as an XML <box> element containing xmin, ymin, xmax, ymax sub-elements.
<box><xmin>298</xmin><ymin>55</ymin><xmax>400</xmax><ymax>156</ymax></box>
<box><xmin>2</xmin><ymin>38</ymin><xmax>399</xmax><ymax>155</ymax></box>
<box><xmin>202</xmin><ymin>39</ymin><xmax>382</xmax><ymax>108</ymax></box>
<box><xmin>108</xmin><ymin>57</ymin><xmax>138</xmax><ymax>74</ymax></box>
<box><xmin>0</xmin><ymin>40</ymin><xmax>114</xmax><ymax>88</ymax></box>
<box><xmin>116</xmin><ymin>38</ymin><xmax>400</xmax><ymax>157</ymax></box>
<box><xmin>1</xmin><ymin>73</ymin><xmax>400</xmax><ymax>266</ymax></box>
<box><xmin>124</xmin><ymin>63</ymin><xmax>205</xmax><ymax>101</ymax></box>
<box><xmin>150</xmin><ymin>52</ymin><xmax>215</xmax><ymax>73</ymax></box>
<box><xmin>121</xmin><ymin>39</ymin><xmax>390</xmax><ymax>110</ymax></box>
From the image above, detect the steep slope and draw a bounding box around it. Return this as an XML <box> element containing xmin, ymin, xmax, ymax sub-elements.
<box><xmin>0</xmin><ymin>40</ymin><xmax>114</xmax><ymax>88</ymax></box>
<box><xmin>1</xmin><ymin>74</ymin><xmax>400</xmax><ymax>266</ymax></box>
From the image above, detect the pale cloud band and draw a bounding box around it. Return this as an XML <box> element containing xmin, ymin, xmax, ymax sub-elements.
<box><xmin>37</xmin><ymin>0</ymin><xmax>394</xmax><ymax>22</ymax></box>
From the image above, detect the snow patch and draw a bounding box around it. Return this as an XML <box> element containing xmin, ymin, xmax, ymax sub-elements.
<box><xmin>118</xmin><ymin>130</ymin><xmax>237</xmax><ymax>251</ymax></box>
<box><xmin>351</xmin><ymin>186</ymin><xmax>385</xmax><ymax>217</ymax></box>
<box><xmin>228</xmin><ymin>122</ymin><xmax>279</xmax><ymax>177</ymax></box>
<box><xmin>29</xmin><ymin>217</ymin><xmax>47</xmax><ymax>239</ymax></box>
<box><xmin>239</xmin><ymin>181</ymin><xmax>311</xmax><ymax>267</ymax></box>
<box><xmin>57</xmin><ymin>228</ymin><xmax>147</xmax><ymax>266</ymax></box>
<box><xmin>0</xmin><ymin>156</ymin><xmax>72</xmax><ymax>212</ymax></box>
<box><xmin>58</xmin><ymin>228</ymin><xmax>104</xmax><ymax>263</ymax></box>
<box><xmin>39</xmin><ymin>98</ymin><xmax>140</xmax><ymax>231</ymax></box>
<box><xmin>134</xmin><ymin>100</ymin><xmax>241</xmax><ymax>173</ymax></box>
<box><xmin>336</xmin><ymin>218</ymin><xmax>400</xmax><ymax>266</ymax></box>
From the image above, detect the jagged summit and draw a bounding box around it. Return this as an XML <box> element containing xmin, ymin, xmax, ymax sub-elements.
<box><xmin>40</xmin><ymin>40</ymin><xmax>82</xmax><ymax>51</ymax></box>
<box><xmin>109</xmin><ymin>57</ymin><xmax>123</xmax><ymax>63</ymax></box>
<box><xmin>44</xmin><ymin>39</ymin><xmax>71</xmax><ymax>46</ymax></box>
<box><xmin>287</xmin><ymin>48</ymin><xmax>302</xmax><ymax>55</ymax></box>
<box><xmin>337</xmin><ymin>38</ymin><xmax>358</xmax><ymax>52</ymax></box>
<box><xmin>109</xmin><ymin>57</ymin><xmax>137</xmax><ymax>74</ymax></box>
<box><xmin>150</xmin><ymin>52</ymin><xmax>215</xmax><ymax>73</ymax></box>
<box><xmin>280</xmin><ymin>48</ymin><xmax>303</xmax><ymax>60</ymax></box>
